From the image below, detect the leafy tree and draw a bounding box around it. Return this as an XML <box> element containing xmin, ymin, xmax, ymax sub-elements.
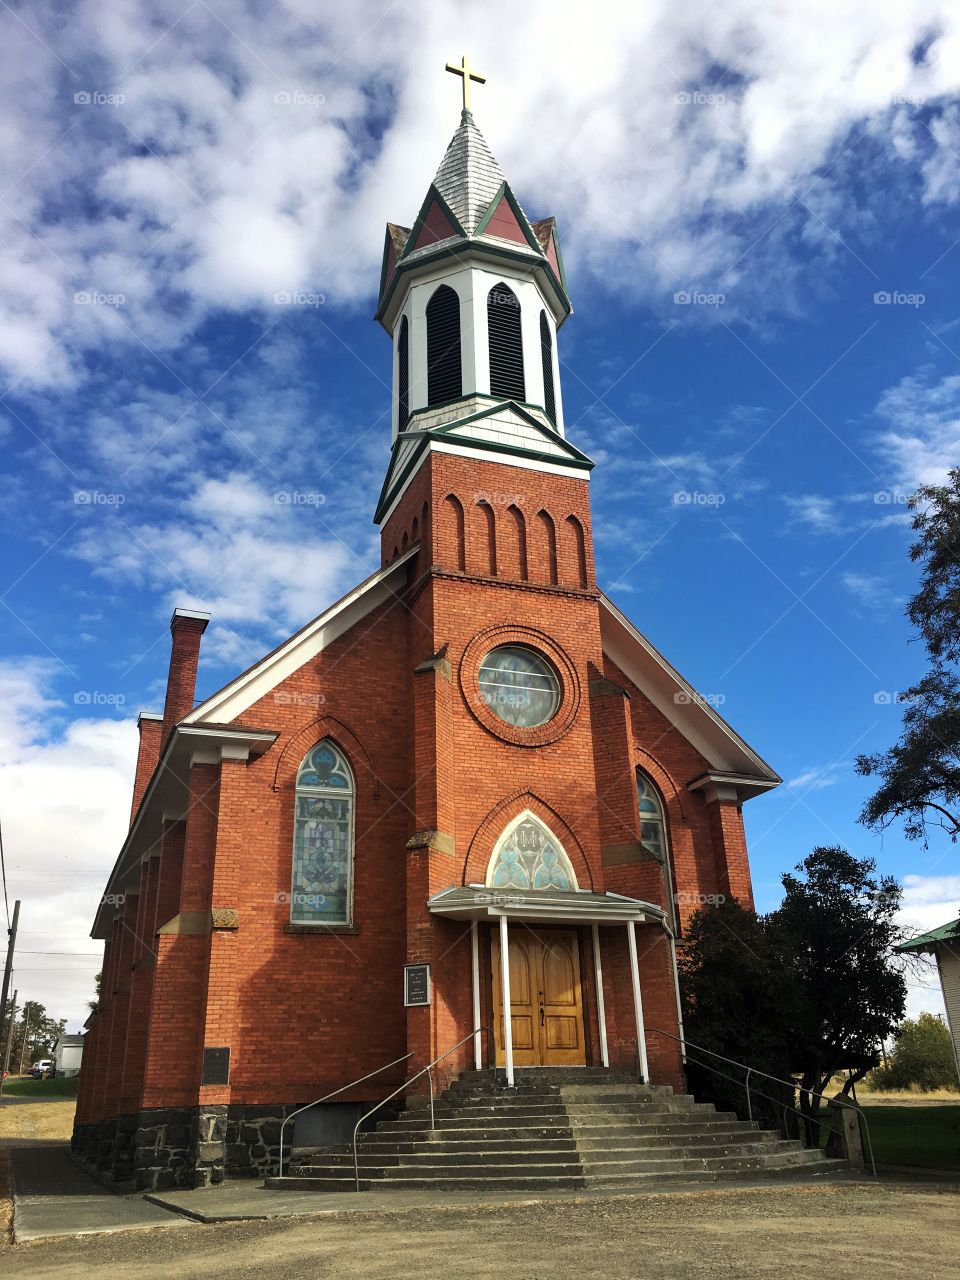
<box><xmin>1</xmin><ymin>999</ymin><xmax>66</xmax><ymax>1069</ymax></box>
<box><xmin>857</xmin><ymin>469</ymin><xmax>960</xmax><ymax>842</ymax></box>
<box><xmin>678</xmin><ymin>899</ymin><xmax>798</xmax><ymax>1130</ymax></box>
<box><xmin>680</xmin><ymin>848</ymin><xmax>907</xmax><ymax>1142</ymax></box>
<box><xmin>776</xmin><ymin>847</ymin><xmax>907</xmax><ymax>1124</ymax></box>
<box><xmin>870</xmin><ymin>1012</ymin><xmax>959</xmax><ymax>1092</ymax></box>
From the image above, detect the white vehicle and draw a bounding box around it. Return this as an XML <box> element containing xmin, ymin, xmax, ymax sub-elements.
<box><xmin>31</xmin><ymin>1059</ymin><xmax>54</xmax><ymax>1077</ymax></box>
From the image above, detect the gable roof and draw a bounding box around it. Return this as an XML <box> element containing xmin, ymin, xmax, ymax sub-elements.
<box><xmin>374</xmin><ymin>399</ymin><xmax>594</xmax><ymax>524</ymax></box>
<box><xmin>896</xmin><ymin>918</ymin><xmax>960</xmax><ymax>954</ymax></box>
<box><xmin>598</xmin><ymin>594</ymin><xmax>780</xmax><ymax>798</ymax></box>
<box><xmin>182</xmin><ymin>547</ymin><xmax>419</xmax><ymax>728</ymax></box>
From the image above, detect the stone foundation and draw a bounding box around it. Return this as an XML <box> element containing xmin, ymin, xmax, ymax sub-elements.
<box><xmin>72</xmin><ymin>1100</ymin><xmax>302</xmax><ymax>1187</ymax></box>
<box><xmin>72</xmin><ymin>1101</ymin><xmax>364</xmax><ymax>1189</ymax></box>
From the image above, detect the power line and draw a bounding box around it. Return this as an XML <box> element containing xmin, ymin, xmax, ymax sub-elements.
<box><xmin>16</xmin><ymin>951</ymin><xmax>103</xmax><ymax>957</ymax></box>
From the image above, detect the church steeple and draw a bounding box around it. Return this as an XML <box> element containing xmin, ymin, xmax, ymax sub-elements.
<box><xmin>374</xmin><ymin>67</ymin><xmax>585</xmax><ymax>531</ymax></box>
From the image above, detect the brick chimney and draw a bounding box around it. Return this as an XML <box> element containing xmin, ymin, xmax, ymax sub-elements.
<box><xmin>162</xmin><ymin>608</ymin><xmax>210</xmax><ymax>744</ymax></box>
<box><xmin>130</xmin><ymin>711</ymin><xmax>164</xmax><ymax>826</ymax></box>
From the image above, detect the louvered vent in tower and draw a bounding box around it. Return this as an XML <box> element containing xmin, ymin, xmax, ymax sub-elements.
<box><xmin>426</xmin><ymin>284</ymin><xmax>462</xmax><ymax>405</ymax></box>
<box><xmin>540</xmin><ymin>311</ymin><xmax>556</xmax><ymax>425</ymax></box>
<box><xmin>397</xmin><ymin>315</ymin><xmax>410</xmax><ymax>431</ymax></box>
<box><xmin>488</xmin><ymin>282</ymin><xmax>525</xmax><ymax>401</ymax></box>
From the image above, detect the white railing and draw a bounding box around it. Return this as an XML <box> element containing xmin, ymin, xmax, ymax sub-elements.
<box><xmin>277</xmin><ymin>1051</ymin><xmax>414</xmax><ymax>1176</ymax></box>
<box><xmin>647</xmin><ymin>1026</ymin><xmax>877</xmax><ymax>1176</ymax></box>
<box><xmin>351</xmin><ymin>1026</ymin><xmax>495</xmax><ymax>1191</ymax></box>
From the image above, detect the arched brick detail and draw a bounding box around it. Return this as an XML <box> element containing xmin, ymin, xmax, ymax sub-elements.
<box><xmin>441</xmin><ymin>493</ymin><xmax>466</xmax><ymax>571</ymax></box>
<box><xmin>632</xmin><ymin>747</ymin><xmax>691</xmax><ymax>823</ymax></box>
<box><xmin>462</xmin><ymin>789</ymin><xmax>595</xmax><ymax>890</ymax></box>
<box><xmin>271</xmin><ymin>715</ymin><xmax>379</xmax><ymax>798</ymax></box>
<box><xmin>564</xmin><ymin>514</ymin><xmax>588</xmax><ymax>588</ymax></box>
<box><xmin>533</xmin><ymin>509</ymin><xmax>558</xmax><ymax>585</ymax></box>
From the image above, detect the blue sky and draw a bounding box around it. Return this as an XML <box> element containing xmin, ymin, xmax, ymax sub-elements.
<box><xmin>2</xmin><ymin>0</ymin><xmax>960</xmax><ymax>1030</ymax></box>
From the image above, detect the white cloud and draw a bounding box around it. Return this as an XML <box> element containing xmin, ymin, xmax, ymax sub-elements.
<box><xmin>0</xmin><ymin>660</ymin><xmax>136</xmax><ymax>1031</ymax></box>
<box><xmin>873</xmin><ymin>369</ymin><xmax>960</xmax><ymax>491</ymax></box>
<box><xmin>784</xmin><ymin>494</ymin><xmax>840</xmax><ymax>534</ymax></box>
<box><xmin>786</xmin><ymin>764</ymin><xmax>844</xmax><ymax>791</ymax></box>
<box><xmin>897</xmin><ymin>874</ymin><xmax>960</xmax><ymax>1022</ymax></box>
<box><xmin>1</xmin><ymin>1</ymin><xmax>959</xmax><ymax>388</ymax></box>
<box><xmin>68</xmin><ymin>469</ymin><xmax>368</xmax><ymax>664</ymax></box>
<box><xmin>842</xmin><ymin>571</ymin><xmax>894</xmax><ymax>610</ymax></box>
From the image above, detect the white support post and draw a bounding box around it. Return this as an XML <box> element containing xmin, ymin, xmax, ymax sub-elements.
<box><xmin>626</xmin><ymin>921</ymin><xmax>649</xmax><ymax>1082</ymax></box>
<box><xmin>592</xmin><ymin>923</ymin><xmax>609</xmax><ymax>1068</ymax></box>
<box><xmin>499</xmin><ymin>913</ymin><xmax>514</xmax><ymax>1087</ymax></box>
<box><xmin>471</xmin><ymin>920</ymin><xmax>482</xmax><ymax>1070</ymax></box>
<box><xmin>670</xmin><ymin>934</ymin><xmax>686</xmax><ymax>1065</ymax></box>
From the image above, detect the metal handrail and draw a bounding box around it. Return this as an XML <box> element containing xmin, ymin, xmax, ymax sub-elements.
<box><xmin>278</xmin><ymin>1051</ymin><xmax>414</xmax><ymax>1176</ymax></box>
<box><xmin>351</xmin><ymin>1026</ymin><xmax>495</xmax><ymax>1191</ymax></box>
<box><xmin>647</xmin><ymin>1026</ymin><xmax>877</xmax><ymax>1177</ymax></box>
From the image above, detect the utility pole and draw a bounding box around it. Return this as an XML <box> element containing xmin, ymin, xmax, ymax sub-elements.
<box><xmin>0</xmin><ymin>899</ymin><xmax>21</xmax><ymax>1046</ymax></box>
<box><xmin>0</xmin><ymin>988</ymin><xmax>17</xmax><ymax>1097</ymax></box>
<box><xmin>17</xmin><ymin>1005</ymin><xmax>29</xmax><ymax>1074</ymax></box>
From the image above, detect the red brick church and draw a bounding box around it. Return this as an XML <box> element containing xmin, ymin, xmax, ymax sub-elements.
<box><xmin>74</xmin><ymin>80</ymin><xmax>780</xmax><ymax>1191</ymax></box>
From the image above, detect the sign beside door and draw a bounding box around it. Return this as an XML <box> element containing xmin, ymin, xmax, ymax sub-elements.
<box><xmin>404</xmin><ymin>963</ymin><xmax>431</xmax><ymax>1007</ymax></box>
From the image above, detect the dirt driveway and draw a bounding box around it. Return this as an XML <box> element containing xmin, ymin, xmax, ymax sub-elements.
<box><xmin>4</xmin><ymin>1181</ymin><xmax>960</xmax><ymax>1280</ymax></box>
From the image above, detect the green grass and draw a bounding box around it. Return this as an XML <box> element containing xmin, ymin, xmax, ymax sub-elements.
<box><xmin>0</xmin><ymin>1074</ymin><xmax>80</xmax><ymax>1098</ymax></box>
<box><xmin>830</xmin><ymin>1105</ymin><xmax>960</xmax><ymax>1170</ymax></box>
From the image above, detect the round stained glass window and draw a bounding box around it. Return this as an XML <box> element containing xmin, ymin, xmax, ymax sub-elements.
<box><xmin>478</xmin><ymin>645</ymin><xmax>560</xmax><ymax>729</ymax></box>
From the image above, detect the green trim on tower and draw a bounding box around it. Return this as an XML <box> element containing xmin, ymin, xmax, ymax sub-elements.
<box><xmin>400</xmin><ymin>183</ymin><xmax>467</xmax><ymax>261</ymax></box>
<box><xmin>373</xmin><ymin>400</ymin><xmax>594</xmax><ymax>524</ymax></box>
<box><xmin>551</xmin><ymin>225</ymin><xmax>569</xmax><ymax>293</ymax></box>
<box><xmin>377</xmin><ymin>227</ymin><xmax>396</xmax><ymax>305</ymax></box>
<box><xmin>474</xmin><ymin>181</ymin><xmax>544</xmax><ymax>256</ymax></box>
<box><xmin>375</xmin><ymin>239</ymin><xmax>571</xmax><ymax>329</ymax></box>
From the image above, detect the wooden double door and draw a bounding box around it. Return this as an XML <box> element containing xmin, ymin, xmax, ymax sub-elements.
<box><xmin>491</xmin><ymin>928</ymin><xmax>586</xmax><ymax>1067</ymax></box>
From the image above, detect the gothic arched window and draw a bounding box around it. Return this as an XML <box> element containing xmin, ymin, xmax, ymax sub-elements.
<box><xmin>486</xmin><ymin>812</ymin><xmax>577</xmax><ymax>891</ymax></box>
<box><xmin>426</xmin><ymin>284</ymin><xmax>462</xmax><ymax>405</ymax></box>
<box><xmin>539</xmin><ymin>311</ymin><xmax>556</xmax><ymax>425</ymax></box>
<box><xmin>488</xmin><ymin>282</ymin><xmax>525</xmax><ymax>401</ymax></box>
<box><xmin>291</xmin><ymin>741</ymin><xmax>354</xmax><ymax>926</ymax></box>
<box><xmin>397</xmin><ymin>315</ymin><xmax>410</xmax><ymax>432</ymax></box>
<box><xmin>636</xmin><ymin>771</ymin><xmax>667</xmax><ymax>860</ymax></box>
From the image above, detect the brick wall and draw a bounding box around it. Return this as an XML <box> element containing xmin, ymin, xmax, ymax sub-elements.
<box><xmin>78</xmin><ymin>444</ymin><xmax>764</xmax><ymax>1149</ymax></box>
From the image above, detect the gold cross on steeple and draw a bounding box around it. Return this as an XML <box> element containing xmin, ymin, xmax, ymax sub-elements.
<box><xmin>445</xmin><ymin>54</ymin><xmax>486</xmax><ymax>115</ymax></box>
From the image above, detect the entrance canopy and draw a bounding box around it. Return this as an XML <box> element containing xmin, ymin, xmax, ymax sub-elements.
<box><xmin>427</xmin><ymin>885</ymin><xmax>666</xmax><ymax>927</ymax></box>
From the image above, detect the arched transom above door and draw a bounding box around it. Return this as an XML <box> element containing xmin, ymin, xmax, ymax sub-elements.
<box><xmin>485</xmin><ymin>811</ymin><xmax>578</xmax><ymax>891</ymax></box>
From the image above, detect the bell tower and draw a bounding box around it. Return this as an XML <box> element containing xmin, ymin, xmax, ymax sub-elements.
<box><xmin>374</xmin><ymin>65</ymin><xmax>595</xmax><ymax>590</ymax></box>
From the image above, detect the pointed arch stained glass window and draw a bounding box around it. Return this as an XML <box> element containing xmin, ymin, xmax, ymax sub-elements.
<box><xmin>637</xmin><ymin>771</ymin><xmax>666</xmax><ymax>860</ymax></box>
<box><xmin>291</xmin><ymin>742</ymin><xmax>354</xmax><ymax>925</ymax></box>
<box><xmin>487</xmin><ymin>815</ymin><xmax>577</xmax><ymax>891</ymax></box>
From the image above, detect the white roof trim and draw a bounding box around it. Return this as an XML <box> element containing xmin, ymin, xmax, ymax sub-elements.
<box><xmin>378</xmin><ymin>439</ymin><xmax>587</xmax><ymax>527</ymax></box>
<box><xmin>182</xmin><ymin>549</ymin><xmax>419</xmax><ymax>727</ymax></box>
<box><xmin>599</xmin><ymin>594</ymin><xmax>780</xmax><ymax>788</ymax></box>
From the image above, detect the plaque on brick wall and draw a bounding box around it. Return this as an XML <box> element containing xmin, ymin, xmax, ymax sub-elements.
<box><xmin>403</xmin><ymin>964</ymin><xmax>431</xmax><ymax>1007</ymax></box>
<box><xmin>202</xmin><ymin>1046</ymin><xmax>231</xmax><ymax>1085</ymax></box>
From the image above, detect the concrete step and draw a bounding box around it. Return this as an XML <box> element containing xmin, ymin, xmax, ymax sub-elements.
<box><xmin>459</xmin><ymin>1069</ymin><xmax>638</xmax><ymax>1085</ymax></box>
<box><xmin>585</xmin><ymin>1157</ymin><xmax>852</xmax><ymax>1189</ymax></box>
<box><xmin>270</xmin><ymin>1152</ymin><xmax>848</xmax><ymax>1194</ymax></box>
<box><xmin>382</xmin><ymin>1106</ymin><xmax>729</xmax><ymax>1129</ymax></box>
<box><xmin>425</xmin><ymin>1099</ymin><xmax>712</xmax><ymax>1116</ymax></box>
<box><xmin>266</xmin><ymin>1064</ymin><xmax>848</xmax><ymax>1196</ymax></box>
<box><xmin>296</xmin><ymin>1150</ymin><xmax>582</xmax><ymax>1171</ymax></box>
<box><xmin>267</xmin><ymin>1174</ymin><xmax>589</xmax><ymax>1192</ymax></box>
